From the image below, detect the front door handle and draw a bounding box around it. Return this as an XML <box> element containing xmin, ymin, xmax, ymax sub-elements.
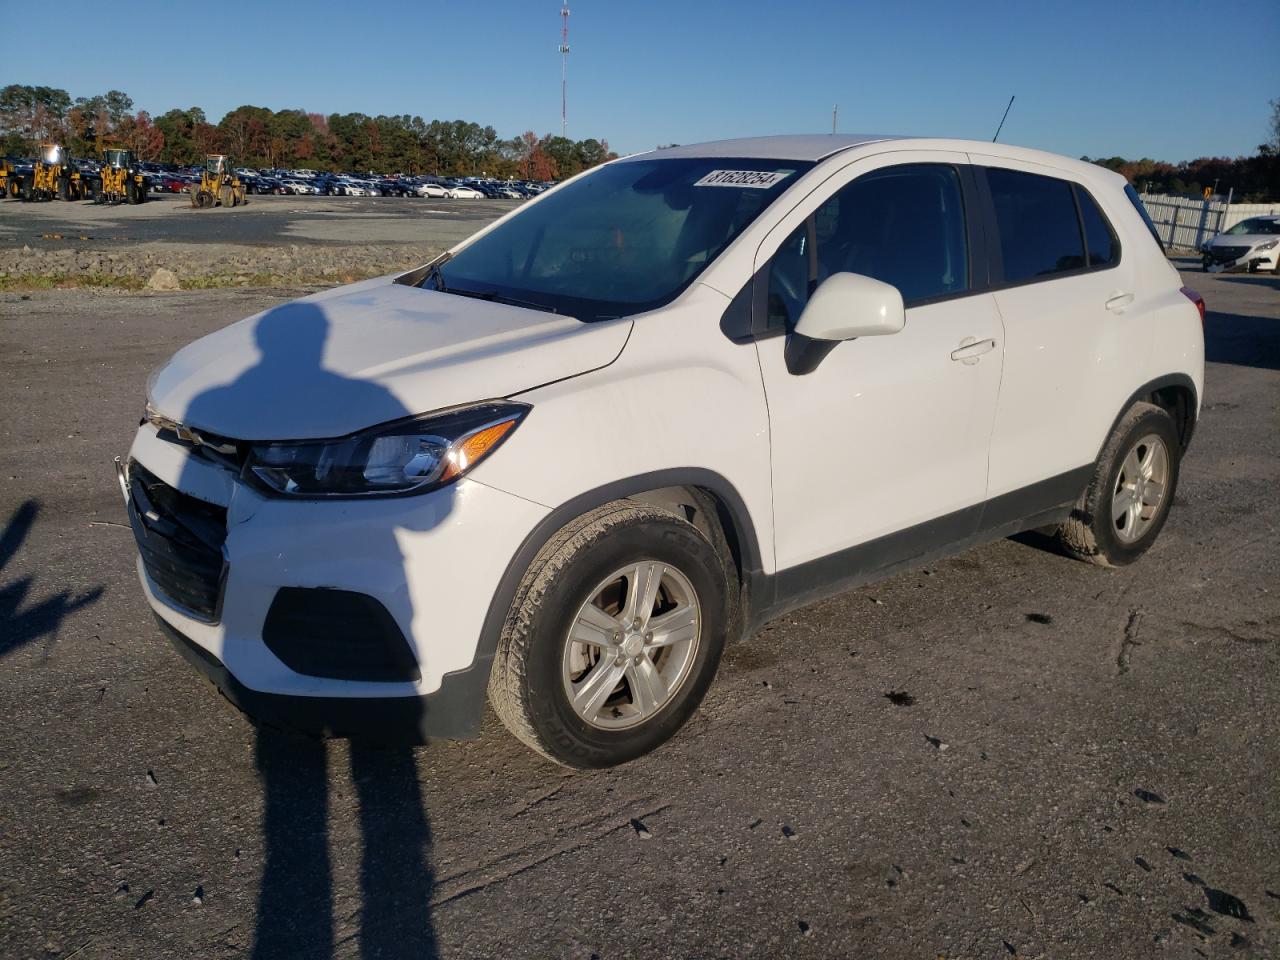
<box><xmin>1105</xmin><ymin>292</ymin><xmax>1135</xmax><ymax>312</ymax></box>
<box><xmin>950</xmin><ymin>337</ymin><xmax>997</xmax><ymax>364</ymax></box>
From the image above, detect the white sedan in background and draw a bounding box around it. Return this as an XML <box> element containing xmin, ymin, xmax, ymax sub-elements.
<box><xmin>282</xmin><ymin>179</ymin><xmax>319</xmax><ymax>196</ymax></box>
<box><xmin>1201</xmin><ymin>215</ymin><xmax>1280</xmax><ymax>273</ymax></box>
<box><xmin>447</xmin><ymin>185</ymin><xmax>485</xmax><ymax>199</ymax></box>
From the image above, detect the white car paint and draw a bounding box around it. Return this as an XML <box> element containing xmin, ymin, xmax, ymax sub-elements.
<box><xmin>447</xmin><ymin>186</ymin><xmax>484</xmax><ymax>199</ymax></box>
<box><xmin>123</xmin><ymin>134</ymin><xmax>1204</xmax><ymax>740</ymax></box>
<box><xmin>147</xmin><ymin>278</ymin><xmax>633</xmax><ymax>440</ymax></box>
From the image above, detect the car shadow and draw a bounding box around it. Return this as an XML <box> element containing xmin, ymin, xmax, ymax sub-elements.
<box><xmin>165</xmin><ymin>301</ymin><xmax>442</xmax><ymax>957</ymax></box>
<box><xmin>1216</xmin><ymin>274</ymin><xmax>1280</xmax><ymax>293</ymax></box>
<box><xmin>1204</xmin><ymin>310</ymin><xmax>1280</xmax><ymax>371</ymax></box>
<box><xmin>0</xmin><ymin>498</ymin><xmax>105</xmax><ymax>659</ymax></box>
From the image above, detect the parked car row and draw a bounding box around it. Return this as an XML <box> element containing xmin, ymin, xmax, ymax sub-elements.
<box><xmin>219</xmin><ymin>167</ymin><xmax>550</xmax><ymax>199</ymax></box>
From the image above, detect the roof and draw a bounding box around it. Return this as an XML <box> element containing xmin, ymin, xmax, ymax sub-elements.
<box><xmin>622</xmin><ymin>134</ymin><xmax>908</xmax><ymax>163</ymax></box>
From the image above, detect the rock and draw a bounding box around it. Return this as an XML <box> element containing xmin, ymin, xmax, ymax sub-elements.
<box><xmin>145</xmin><ymin>267</ymin><xmax>181</xmax><ymax>292</ymax></box>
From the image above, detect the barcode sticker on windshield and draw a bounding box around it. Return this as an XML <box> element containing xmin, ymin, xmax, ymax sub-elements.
<box><xmin>694</xmin><ymin>169</ymin><xmax>792</xmax><ymax>189</ymax></box>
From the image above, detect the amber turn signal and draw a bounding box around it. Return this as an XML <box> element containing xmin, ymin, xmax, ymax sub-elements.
<box><xmin>441</xmin><ymin>418</ymin><xmax>520</xmax><ymax>481</ymax></box>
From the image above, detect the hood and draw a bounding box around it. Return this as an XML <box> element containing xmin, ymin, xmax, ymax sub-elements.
<box><xmin>148</xmin><ymin>276</ymin><xmax>632</xmax><ymax>440</ymax></box>
<box><xmin>1211</xmin><ymin>233</ymin><xmax>1276</xmax><ymax>249</ymax></box>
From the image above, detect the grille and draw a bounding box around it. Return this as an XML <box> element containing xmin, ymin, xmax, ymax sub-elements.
<box><xmin>127</xmin><ymin>461</ymin><xmax>228</xmax><ymax>621</ymax></box>
<box><xmin>1209</xmin><ymin>245</ymin><xmax>1250</xmax><ymax>262</ymax></box>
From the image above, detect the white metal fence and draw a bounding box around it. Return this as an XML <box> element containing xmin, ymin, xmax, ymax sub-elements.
<box><xmin>1138</xmin><ymin>193</ymin><xmax>1280</xmax><ymax>251</ymax></box>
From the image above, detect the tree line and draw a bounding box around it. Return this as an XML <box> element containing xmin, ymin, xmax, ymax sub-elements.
<box><xmin>1084</xmin><ymin>151</ymin><xmax>1279</xmax><ymax>203</ymax></box>
<box><xmin>1087</xmin><ymin>99</ymin><xmax>1279</xmax><ymax>202</ymax></box>
<box><xmin>0</xmin><ymin>84</ymin><xmax>617</xmax><ymax>179</ymax></box>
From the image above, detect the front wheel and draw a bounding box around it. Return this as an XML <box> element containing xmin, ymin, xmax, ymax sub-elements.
<box><xmin>489</xmin><ymin>502</ymin><xmax>729</xmax><ymax>768</ymax></box>
<box><xmin>1055</xmin><ymin>401</ymin><xmax>1181</xmax><ymax>566</ymax></box>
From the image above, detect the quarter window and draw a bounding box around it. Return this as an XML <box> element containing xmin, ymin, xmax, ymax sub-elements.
<box><xmin>1076</xmin><ymin>187</ymin><xmax>1119</xmax><ymax>268</ymax></box>
<box><xmin>765</xmin><ymin>164</ymin><xmax>969</xmax><ymax>328</ymax></box>
<box><xmin>986</xmin><ymin>168</ymin><xmax>1086</xmax><ymax>282</ymax></box>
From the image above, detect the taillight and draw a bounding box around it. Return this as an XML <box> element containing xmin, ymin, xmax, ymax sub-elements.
<box><xmin>1180</xmin><ymin>286</ymin><xmax>1205</xmax><ymax>327</ymax></box>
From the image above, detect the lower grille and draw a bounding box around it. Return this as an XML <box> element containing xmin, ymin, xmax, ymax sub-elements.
<box><xmin>127</xmin><ymin>461</ymin><xmax>228</xmax><ymax>621</ymax></box>
<box><xmin>1209</xmin><ymin>245</ymin><xmax>1250</xmax><ymax>263</ymax></box>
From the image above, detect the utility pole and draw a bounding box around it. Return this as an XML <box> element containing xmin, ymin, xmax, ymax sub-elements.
<box><xmin>560</xmin><ymin>3</ymin><xmax>571</xmax><ymax>139</ymax></box>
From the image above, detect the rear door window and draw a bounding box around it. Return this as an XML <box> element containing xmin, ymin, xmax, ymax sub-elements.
<box><xmin>986</xmin><ymin>168</ymin><xmax>1086</xmax><ymax>282</ymax></box>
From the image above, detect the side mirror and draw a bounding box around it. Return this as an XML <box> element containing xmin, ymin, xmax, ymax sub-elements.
<box><xmin>786</xmin><ymin>273</ymin><xmax>905</xmax><ymax>375</ymax></box>
<box><xmin>794</xmin><ymin>272</ymin><xmax>905</xmax><ymax>341</ymax></box>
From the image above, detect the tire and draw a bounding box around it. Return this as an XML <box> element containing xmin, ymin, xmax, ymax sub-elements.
<box><xmin>57</xmin><ymin>178</ymin><xmax>70</xmax><ymax>201</ymax></box>
<box><xmin>489</xmin><ymin>501</ymin><xmax>730</xmax><ymax>768</ymax></box>
<box><xmin>1056</xmin><ymin>401</ymin><xmax>1181</xmax><ymax>567</ymax></box>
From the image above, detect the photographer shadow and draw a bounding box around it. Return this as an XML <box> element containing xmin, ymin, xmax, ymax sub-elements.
<box><xmin>173</xmin><ymin>301</ymin><xmax>441</xmax><ymax>958</ymax></box>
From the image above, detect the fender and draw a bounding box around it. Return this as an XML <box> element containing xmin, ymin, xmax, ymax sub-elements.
<box><xmin>474</xmin><ymin>467</ymin><xmax>764</xmax><ymax>683</ymax></box>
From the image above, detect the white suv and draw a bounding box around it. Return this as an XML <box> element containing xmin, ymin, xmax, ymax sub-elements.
<box><xmin>121</xmin><ymin>135</ymin><xmax>1205</xmax><ymax>767</ymax></box>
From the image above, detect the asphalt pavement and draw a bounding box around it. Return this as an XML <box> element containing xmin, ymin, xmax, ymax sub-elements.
<box><xmin>0</xmin><ymin>262</ymin><xmax>1276</xmax><ymax>959</ymax></box>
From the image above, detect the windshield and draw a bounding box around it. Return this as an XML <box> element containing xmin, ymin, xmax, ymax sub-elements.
<box><xmin>426</xmin><ymin>156</ymin><xmax>812</xmax><ymax>321</ymax></box>
<box><xmin>1225</xmin><ymin>218</ymin><xmax>1280</xmax><ymax>236</ymax></box>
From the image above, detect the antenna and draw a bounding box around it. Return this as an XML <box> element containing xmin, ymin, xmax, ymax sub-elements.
<box><xmin>992</xmin><ymin>95</ymin><xmax>1015</xmax><ymax>142</ymax></box>
<box><xmin>560</xmin><ymin>3</ymin><xmax>571</xmax><ymax>139</ymax></box>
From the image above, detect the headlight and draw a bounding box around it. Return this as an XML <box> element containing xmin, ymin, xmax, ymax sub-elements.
<box><xmin>245</xmin><ymin>401</ymin><xmax>529</xmax><ymax>497</ymax></box>
<box><xmin>1254</xmin><ymin>240</ymin><xmax>1278</xmax><ymax>251</ymax></box>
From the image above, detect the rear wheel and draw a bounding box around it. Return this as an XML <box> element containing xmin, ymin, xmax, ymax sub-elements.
<box><xmin>489</xmin><ymin>502</ymin><xmax>729</xmax><ymax>768</ymax></box>
<box><xmin>218</xmin><ymin>185</ymin><xmax>233</xmax><ymax>207</ymax></box>
<box><xmin>1056</xmin><ymin>401</ymin><xmax>1181</xmax><ymax>567</ymax></box>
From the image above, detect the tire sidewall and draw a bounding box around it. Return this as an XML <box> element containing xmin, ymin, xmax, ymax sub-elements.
<box><xmin>522</xmin><ymin>516</ymin><xmax>728</xmax><ymax>768</ymax></box>
<box><xmin>1091</xmin><ymin>408</ymin><xmax>1181</xmax><ymax>564</ymax></box>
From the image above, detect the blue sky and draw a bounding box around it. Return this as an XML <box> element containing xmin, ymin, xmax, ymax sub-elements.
<box><xmin>4</xmin><ymin>0</ymin><xmax>1277</xmax><ymax>161</ymax></box>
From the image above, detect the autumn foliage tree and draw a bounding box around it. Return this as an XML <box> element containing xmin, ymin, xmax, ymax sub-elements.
<box><xmin>0</xmin><ymin>82</ymin><xmax>619</xmax><ymax>179</ymax></box>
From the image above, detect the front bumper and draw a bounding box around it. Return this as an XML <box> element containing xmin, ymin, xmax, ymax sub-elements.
<box><xmin>1203</xmin><ymin>245</ymin><xmax>1277</xmax><ymax>273</ymax></box>
<box><xmin>156</xmin><ymin>614</ymin><xmax>487</xmax><ymax>741</ymax></box>
<box><xmin>124</xmin><ymin>422</ymin><xmax>549</xmax><ymax>739</ymax></box>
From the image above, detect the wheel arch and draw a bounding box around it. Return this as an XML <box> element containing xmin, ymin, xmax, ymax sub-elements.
<box><xmin>473</xmin><ymin>468</ymin><xmax>764</xmax><ymax>702</ymax></box>
<box><xmin>1103</xmin><ymin>373</ymin><xmax>1199</xmax><ymax>458</ymax></box>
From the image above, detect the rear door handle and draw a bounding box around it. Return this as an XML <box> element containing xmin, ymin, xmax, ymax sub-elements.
<box><xmin>950</xmin><ymin>337</ymin><xmax>997</xmax><ymax>364</ymax></box>
<box><xmin>1105</xmin><ymin>292</ymin><xmax>1135</xmax><ymax>312</ymax></box>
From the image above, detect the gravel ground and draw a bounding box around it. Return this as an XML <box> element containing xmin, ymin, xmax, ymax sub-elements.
<box><xmin>0</xmin><ymin>195</ymin><xmax>515</xmax><ymax>288</ymax></box>
<box><xmin>0</xmin><ymin>262</ymin><xmax>1276</xmax><ymax>960</ymax></box>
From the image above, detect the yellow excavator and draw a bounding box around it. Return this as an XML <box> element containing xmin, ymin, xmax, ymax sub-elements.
<box><xmin>17</xmin><ymin>144</ymin><xmax>93</xmax><ymax>201</ymax></box>
<box><xmin>97</xmin><ymin>148</ymin><xmax>148</xmax><ymax>204</ymax></box>
<box><xmin>190</xmin><ymin>154</ymin><xmax>245</xmax><ymax>208</ymax></box>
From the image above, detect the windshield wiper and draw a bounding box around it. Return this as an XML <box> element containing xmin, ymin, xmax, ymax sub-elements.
<box><xmin>440</xmin><ymin>287</ymin><xmax>559</xmax><ymax>314</ymax></box>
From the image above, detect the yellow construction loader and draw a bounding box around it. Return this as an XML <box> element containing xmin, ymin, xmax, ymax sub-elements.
<box><xmin>191</xmin><ymin>155</ymin><xmax>245</xmax><ymax>208</ymax></box>
<box><xmin>16</xmin><ymin>143</ymin><xmax>92</xmax><ymax>201</ymax></box>
<box><xmin>0</xmin><ymin>158</ymin><xmax>14</xmax><ymax>199</ymax></box>
<box><xmin>97</xmin><ymin>148</ymin><xmax>148</xmax><ymax>204</ymax></box>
